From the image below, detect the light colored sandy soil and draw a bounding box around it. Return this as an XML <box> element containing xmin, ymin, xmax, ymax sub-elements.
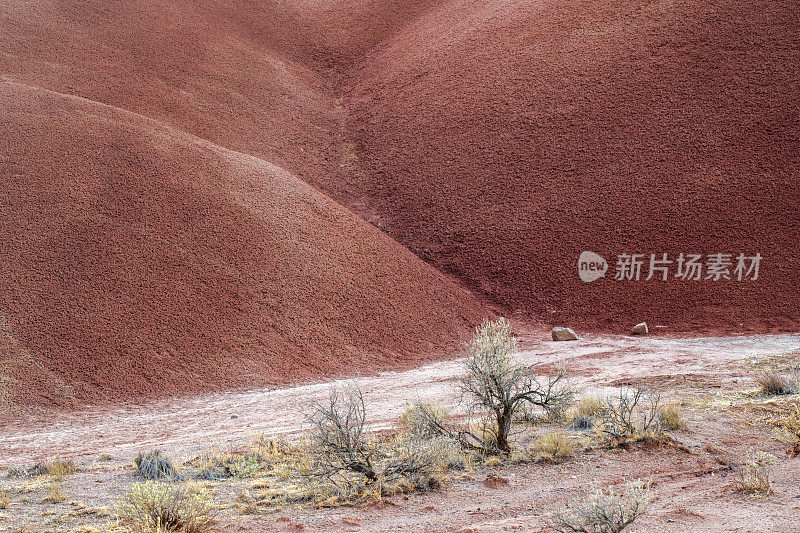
<box><xmin>2</xmin><ymin>333</ymin><xmax>797</xmax><ymax>463</ymax></box>
<box><xmin>1</xmin><ymin>333</ymin><xmax>799</xmax><ymax>531</ymax></box>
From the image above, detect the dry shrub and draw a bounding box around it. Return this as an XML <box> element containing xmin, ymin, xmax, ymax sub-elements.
<box><xmin>736</xmin><ymin>448</ymin><xmax>775</xmax><ymax>495</ymax></box>
<box><xmin>461</xmin><ymin>319</ymin><xmax>571</xmax><ymax>454</ymax></box>
<box><xmin>43</xmin><ymin>481</ymin><xmax>66</xmax><ymax>503</ymax></box>
<box><xmin>597</xmin><ymin>389</ymin><xmax>663</xmax><ymax>442</ymax></box>
<box><xmin>531</xmin><ymin>431</ymin><xmax>574</xmax><ymax>461</ymax></box>
<box><xmin>0</xmin><ymin>490</ymin><xmax>10</xmax><ymax>508</ymax></box>
<box><xmin>118</xmin><ymin>481</ymin><xmax>215</xmax><ymax>532</ymax></box>
<box><xmin>308</xmin><ymin>387</ymin><xmax>451</xmax><ymax>497</ymax></box>
<box><xmin>656</xmin><ymin>400</ymin><xmax>685</xmax><ymax>430</ymax></box>
<box><xmin>774</xmin><ymin>402</ymin><xmax>800</xmax><ymax>456</ymax></box>
<box><xmin>135</xmin><ymin>450</ymin><xmax>181</xmax><ymax>481</ymax></box>
<box><xmin>551</xmin><ymin>480</ymin><xmax>653</xmax><ymax>533</ymax></box>
<box><xmin>399</xmin><ymin>402</ymin><xmax>451</xmax><ymax>440</ymax></box>
<box><xmin>756</xmin><ymin>370</ymin><xmax>798</xmax><ymax>396</ymax></box>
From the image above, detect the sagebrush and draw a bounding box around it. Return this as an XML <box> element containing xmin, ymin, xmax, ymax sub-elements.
<box><xmin>551</xmin><ymin>480</ymin><xmax>653</xmax><ymax>533</ymax></box>
<box><xmin>118</xmin><ymin>481</ymin><xmax>215</xmax><ymax>532</ymax></box>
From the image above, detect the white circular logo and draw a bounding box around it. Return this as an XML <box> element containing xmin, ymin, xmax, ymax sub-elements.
<box><xmin>578</xmin><ymin>251</ymin><xmax>608</xmax><ymax>283</ymax></box>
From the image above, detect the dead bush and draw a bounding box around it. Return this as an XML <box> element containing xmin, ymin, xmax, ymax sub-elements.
<box><xmin>550</xmin><ymin>480</ymin><xmax>653</xmax><ymax>533</ymax></box>
<box><xmin>308</xmin><ymin>386</ymin><xmax>448</xmax><ymax>493</ymax></box>
<box><xmin>598</xmin><ymin>389</ymin><xmax>663</xmax><ymax>442</ymax></box>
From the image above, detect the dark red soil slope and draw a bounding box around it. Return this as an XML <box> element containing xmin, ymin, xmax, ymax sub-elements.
<box><xmin>1</xmin><ymin>0</ymin><xmax>798</xmax><ymax>408</ymax></box>
<box><xmin>0</xmin><ymin>80</ymin><xmax>485</xmax><ymax>407</ymax></box>
<box><xmin>341</xmin><ymin>0</ymin><xmax>800</xmax><ymax>331</ymax></box>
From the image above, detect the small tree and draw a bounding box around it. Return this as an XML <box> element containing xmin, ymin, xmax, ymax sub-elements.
<box><xmin>460</xmin><ymin>319</ymin><xmax>571</xmax><ymax>454</ymax></box>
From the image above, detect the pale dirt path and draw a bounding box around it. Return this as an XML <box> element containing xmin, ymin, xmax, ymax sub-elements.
<box><xmin>1</xmin><ymin>334</ymin><xmax>798</xmax><ymax>465</ymax></box>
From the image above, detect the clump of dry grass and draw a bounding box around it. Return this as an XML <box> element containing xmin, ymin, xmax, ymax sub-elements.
<box><xmin>118</xmin><ymin>481</ymin><xmax>215</xmax><ymax>532</ymax></box>
<box><xmin>756</xmin><ymin>370</ymin><xmax>798</xmax><ymax>396</ymax></box>
<box><xmin>569</xmin><ymin>394</ymin><xmax>607</xmax><ymax>430</ymax></box>
<box><xmin>193</xmin><ymin>451</ymin><xmax>262</xmax><ymax>481</ymax></box>
<box><xmin>656</xmin><ymin>400</ymin><xmax>685</xmax><ymax>430</ymax></box>
<box><xmin>0</xmin><ymin>490</ymin><xmax>10</xmax><ymax>509</ymax></box>
<box><xmin>736</xmin><ymin>448</ymin><xmax>775</xmax><ymax>495</ymax></box>
<box><xmin>94</xmin><ymin>452</ymin><xmax>113</xmax><ymax>462</ymax></box>
<box><xmin>7</xmin><ymin>458</ymin><xmax>75</xmax><ymax>479</ymax></box>
<box><xmin>135</xmin><ymin>450</ymin><xmax>181</xmax><ymax>481</ymax></box>
<box><xmin>530</xmin><ymin>431</ymin><xmax>574</xmax><ymax>461</ymax></box>
<box><xmin>74</xmin><ymin>526</ymin><xmax>103</xmax><ymax>533</ymax></box>
<box><xmin>43</xmin><ymin>481</ymin><xmax>66</xmax><ymax>503</ymax></box>
<box><xmin>573</xmin><ymin>394</ymin><xmax>606</xmax><ymax>419</ymax></box>
<box><xmin>773</xmin><ymin>402</ymin><xmax>800</xmax><ymax>456</ymax></box>
<box><xmin>47</xmin><ymin>459</ymin><xmax>76</xmax><ymax>481</ymax></box>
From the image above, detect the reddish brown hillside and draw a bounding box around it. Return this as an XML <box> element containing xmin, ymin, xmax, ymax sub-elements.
<box><xmin>0</xmin><ymin>81</ymin><xmax>486</xmax><ymax>407</ymax></box>
<box><xmin>341</xmin><ymin>0</ymin><xmax>800</xmax><ymax>331</ymax></box>
<box><xmin>1</xmin><ymin>0</ymin><xmax>797</xmax><ymax>409</ymax></box>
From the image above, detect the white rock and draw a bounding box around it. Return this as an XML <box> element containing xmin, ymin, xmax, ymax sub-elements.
<box><xmin>551</xmin><ymin>327</ymin><xmax>578</xmax><ymax>341</ymax></box>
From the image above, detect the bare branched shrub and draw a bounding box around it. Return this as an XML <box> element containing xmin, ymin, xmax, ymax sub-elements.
<box><xmin>551</xmin><ymin>480</ymin><xmax>654</xmax><ymax>533</ymax></box>
<box><xmin>118</xmin><ymin>481</ymin><xmax>215</xmax><ymax>532</ymax></box>
<box><xmin>309</xmin><ymin>386</ymin><xmax>378</xmax><ymax>482</ymax></box>
<box><xmin>308</xmin><ymin>387</ymin><xmax>449</xmax><ymax>493</ymax></box>
<box><xmin>756</xmin><ymin>370</ymin><xmax>798</xmax><ymax>396</ymax></box>
<box><xmin>598</xmin><ymin>389</ymin><xmax>662</xmax><ymax>441</ymax></box>
<box><xmin>736</xmin><ymin>448</ymin><xmax>775</xmax><ymax>495</ymax></box>
<box><xmin>460</xmin><ymin>318</ymin><xmax>571</xmax><ymax>454</ymax></box>
<box><xmin>135</xmin><ymin>450</ymin><xmax>181</xmax><ymax>481</ymax></box>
